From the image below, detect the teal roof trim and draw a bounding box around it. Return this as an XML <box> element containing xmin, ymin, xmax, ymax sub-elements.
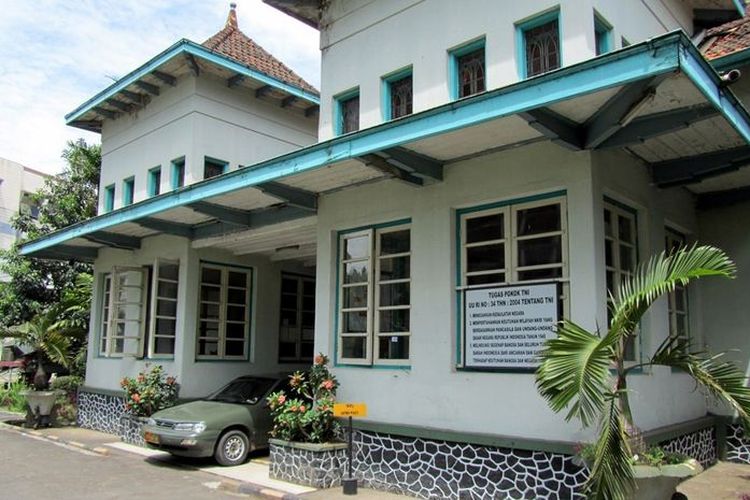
<box><xmin>65</xmin><ymin>39</ymin><xmax>320</xmax><ymax>124</ymax></box>
<box><xmin>710</xmin><ymin>47</ymin><xmax>750</xmax><ymax>73</ymax></box>
<box><xmin>23</xmin><ymin>32</ymin><xmax>750</xmax><ymax>258</ymax></box>
<box><xmin>733</xmin><ymin>0</ymin><xmax>746</xmax><ymax>16</ymax></box>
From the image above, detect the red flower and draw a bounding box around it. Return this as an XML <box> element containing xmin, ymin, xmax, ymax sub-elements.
<box><xmin>300</xmin><ymin>405</ymin><xmax>306</xmax><ymax>412</ymax></box>
<box><xmin>320</xmin><ymin>379</ymin><xmax>334</xmax><ymax>391</ymax></box>
<box><xmin>132</xmin><ymin>393</ymin><xmax>141</xmax><ymax>403</ymax></box>
<box><xmin>137</xmin><ymin>374</ymin><xmax>145</xmax><ymax>383</ymax></box>
<box><xmin>278</xmin><ymin>395</ymin><xmax>286</xmax><ymax>405</ymax></box>
<box><xmin>166</xmin><ymin>376</ymin><xmax>176</xmax><ymax>385</ymax></box>
<box><xmin>314</xmin><ymin>354</ymin><xmax>326</xmax><ymax>365</ymax></box>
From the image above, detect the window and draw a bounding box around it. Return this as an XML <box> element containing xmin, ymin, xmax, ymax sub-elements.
<box><xmin>603</xmin><ymin>200</ymin><xmax>638</xmax><ymax>361</ymax></box>
<box><xmin>594</xmin><ymin>13</ymin><xmax>612</xmax><ymax>55</ymax></box>
<box><xmin>148</xmin><ymin>166</ymin><xmax>161</xmax><ymax>197</ymax></box>
<box><xmin>204</xmin><ymin>157</ymin><xmax>228</xmax><ymax>180</ymax></box>
<box><xmin>98</xmin><ymin>260</ymin><xmax>181</xmax><ymax>358</ymax></box>
<box><xmin>383</xmin><ymin>68</ymin><xmax>413</xmax><ymax>120</ymax></box>
<box><xmin>338</xmin><ymin>223</ymin><xmax>411</xmax><ymax>365</ymax></box>
<box><xmin>665</xmin><ymin>228</ymin><xmax>689</xmax><ymax>345</ymax></box>
<box><xmin>517</xmin><ymin>10</ymin><xmax>561</xmax><ymax>78</ymax></box>
<box><xmin>197</xmin><ymin>263</ymin><xmax>252</xmax><ymax>360</ymax></box>
<box><xmin>122</xmin><ymin>177</ymin><xmax>134</xmax><ymax>206</ymax></box>
<box><xmin>171</xmin><ymin>157</ymin><xmax>185</xmax><ymax>190</ymax></box>
<box><xmin>278</xmin><ymin>274</ymin><xmax>315</xmax><ymax>363</ymax></box>
<box><xmin>149</xmin><ymin>260</ymin><xmax>179</xmax><ymax>356</ymax></box>
<box><xmin>450</xmin><ymin>39</ymin><xmax>486</xmax><ymax>100</ymax></box>
<box><xmin>104</xmin><ymin>184</ymin><xmax>115</xmax><ymax>213</ymax></box>
<box><xmin>335</xmin><ymin>89</ymin><xmax>360</xmax><ymax>135</ymax></box>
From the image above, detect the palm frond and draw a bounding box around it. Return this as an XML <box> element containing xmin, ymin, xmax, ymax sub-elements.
<box><xmin>610</xmin><ymin>245</ymin><xmax>734</xmax><ymax>339</ymax></box>
<box><xmin>586</xmin><ymin>397</ymin><xmax>634</xmax><ymax>500</ymax></box>
<box><xmin>536</xmin><ymin>320</ymin><xmax>617</xmax><ymax>427</ymax></box>
<box><xmin>651</xmin><ymin>338</ymin><xmax>750</xmax><ymax>430</ymax></box>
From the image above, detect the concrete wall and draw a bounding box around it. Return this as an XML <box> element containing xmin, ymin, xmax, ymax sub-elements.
<box><xmin>98</xmin><ymin>73</ymin><xmax>317</xmax><ymax>213</ymax></box>
<box><xmin>316</xmin><ymin>0</ymin><xmax>693</xmax><ymax>140</ymax></box>
<box><xmin>313</xmin><ymin>141</ymin><xmax>706</xmax><ymax>442</ymax></box>
<box><xmin>85</xmin><ymin>234</ymin><xmax>310</xmax><ymax>398</ymax></box>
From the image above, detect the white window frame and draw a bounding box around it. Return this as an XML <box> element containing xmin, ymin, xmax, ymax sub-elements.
<box><xmin>196</xmin><ymin>263</ymin><xmax>252</xmax><ymax>360</ymax></box>
<box><xmin>148</xmin><ymin>259</ymin><xmax>180</xmax><ymax>358</ymax></box>
<box><xmin>278</xmin><ymin>273</ymin><xmax>315</xmax><ymax>363</ymax></box>
<box><xmin>99</xmin><ymin>273</ymin><xmax>112</xmax><ymax>356</ymax></box>
<box><xmin>603</xmin><ymin>200</ymin><xmax>639</xmax><ymax>361</ymax></box>
<box><xmin>99</xmin><ymin>267</ymin><xmax>148</xmax><ymax>358</ymax></box>
<box><xmin>665</xmin><ymin>227</ymin><xmax>689</xmax><ymax>345</ymax></box>
<box><xmin>337</xmin><ymin>224</ymin><xmax>411</xmax><ymax>366</ymax></box>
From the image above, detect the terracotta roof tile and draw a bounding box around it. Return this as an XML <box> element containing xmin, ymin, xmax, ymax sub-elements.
<box><xmin>700</xmin><ymin>8</ymin><xmax>750</xmax><ymax>60</ymax></box>
<box><xmin>203</xmin><ymin>3</ymin><xmax>318</xmax><ymax>95</ymax></box>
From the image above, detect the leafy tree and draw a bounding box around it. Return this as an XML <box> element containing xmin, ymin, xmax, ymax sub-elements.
<box><xmin>0</xmin><ymin>139</ymin><xmax>100</xmax><ymax>328</ymax></box>
<box><xmin>536</xmin><ymin>245</ymin><xmax>750</xmax><ymax>499</ymax></box>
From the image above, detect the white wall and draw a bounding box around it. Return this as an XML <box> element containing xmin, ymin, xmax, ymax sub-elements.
<box><xmin>85</xmin><ymin>234</ymin><xmax>310</xmax><ymax>398</ymax></box>
<box><xmin>313</xmin><ymin>142</ymin><xmax>706</xmax><ymax>442</ymax></box>
<box><xmin>316</xmin><ymin>0</ymin><xmax>693</xmax><ymax>140</ymax></box>
<box><xmin>98</xmin><ymin>73</ymin><xmax>317</xmax><ymax>213</ymax></box>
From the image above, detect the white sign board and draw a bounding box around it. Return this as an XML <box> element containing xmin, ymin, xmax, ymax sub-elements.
<box><xmin>464</xmin><ymin>283</ymin><xmax>558</xmax><ymax>370</ymax></box>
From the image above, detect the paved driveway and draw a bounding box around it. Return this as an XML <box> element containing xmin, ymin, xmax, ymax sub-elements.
<box><xmin>0</xmin><ymin>426</ymin><xmax>240</xmax><ymax>499</ymax></box>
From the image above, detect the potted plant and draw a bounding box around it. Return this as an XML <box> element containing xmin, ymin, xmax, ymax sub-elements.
<box><xmin>536</xmin><ymin>245</ymin><xmax>750</xmax><ymax>500</ymax></box>
<box><xmin>120</xmin><ymin>365</ymin><xmax>178</xmax><ymax>445</ymax></box>
<box><xmin>267</xmin><ymin>354</ymin><xmax>346</xmax><ymax>487</ymax></box>
<box><xmin>0</xmin><ymin>307</ymin><xmax>83</xmax><ymax>427</ymax></box>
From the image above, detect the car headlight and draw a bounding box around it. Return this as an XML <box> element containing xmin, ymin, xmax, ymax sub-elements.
<box><xmin>147</xmin><ymin>418</ymin><xmax>157</xmax><ymax>426</ymax></box>
<box><xmin>173</xmin><ymin>421</ymin><xmax>206</xmax><ymax>433</ymax></box>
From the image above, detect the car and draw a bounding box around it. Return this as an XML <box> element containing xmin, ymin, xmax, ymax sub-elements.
<box><xmin>141</xmin><ymin>374</ymin><xmax>291</xmax><ymax>466</ymax></box>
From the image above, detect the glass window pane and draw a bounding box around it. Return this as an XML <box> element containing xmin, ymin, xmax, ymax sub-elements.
<box><xmin>201</xmin><ymin>286</ymin><xmax>221</xmax><ymax>303</ymax></box>
<box><xmin>301</xmin><ymin>341</ymin><xmax>314</xmax><ymax>359</ymax></box>
<box><xmin>159</xmin><ymin>263</ymin><xmax>179</xmax><ymax>281</ymax></box>
<box><xmin>281</xmin><ymin>294</ymin><xmax>298</xmax><ymax>310</ymax></box>
<box><xmin>342</xmin><ymin>337</ymin><xmax>366</xmax><ymax>359</ymax></box>
<box><xmin>380</xmin><ymin>256</ymin><xmax>410</xmax><ymax>280</ymax></box>
<box><xmin>606</xmin><ymin>270</ymin><xmax>615</xmax><ymax>293</ymax></box>
<box><xmin>517</xmin><ymin>236</ymin><xmax>562</xmax><ymax>267</ymax></box>
<box><xmin>282</xmin><ymin>278</ymin><xmax>298</xmax><ymax>294</ymax></box>
<box><xmin>379</xmin><ymin>309</ymin><xmax>410</xmax><ymax>333</ymax></box>
<box><xmin>158</xmin><ymin>280</ymin><xmax>178</xmax><ymax>298</ymax></box>
<box><xmin>226</xmin><ymin>322</ymin><xmax>246</xmax><ymax>339</ymax></box>
<box><xmin>378</xmin><ymin>335</ymin><xmax>409</xmax><ymax>360</ymax></box>
<box><xmin>618</xmin><ymin>215</ymin><xmax>633</xmax><ymax>242</ymax></box>
<box><xmin>390</xmin><ymin>75</ymin><xmax>413</xmax><ymax>119</ymax></box>
<box><xmin>605</xmin><ymin>239</ymin><xmax>613</xmax><ymax>267</ymax></box>
<box><xmin>228</xmin><ymin>271</ymin><xmax>247</xmax><ymax>288</ymax></box>
<box><xmin>202</xmin><ymin>267</ymin><xmax>221</xmax><ymax>285</ymax></box>
<box><xmin>341</xmin><ymin>96</ymin><xmax>360</xmax><ymax>134</ymax></box>
<box><xmin>466</xmin><ymin>213</ymin><xmax>503</xmax><ymax>243</ymax></box>
<box><xmin>467</xmin><ymin>273</ymin><xmax>504</xmax><ymax>286</ymax></box>
<box><xmin>457</xmin><ymin>48</ymin><xmax>485</xmax><ymax>98</ymax></box>
<box><xmin>280</xmin><ymin>309</ymin><xmax>297</xmax><ymax>327</ymax></box>
<box><xmin>302</xmin><ymin>296</ymin><xmax>315</xmax><ymax>311</ymax></box>
<box><xmin>380</xmin><ymin>230</ymin><xmax>410</xmax><ymax>255</ymax></box>
<box><xmin>343</xmin><ymin>286</ymin><xmax>368</xmax><ymax>309</ymax></box>
<box><xmin>619</xmin><ymin>245</ymin><xmax>634</xmax><ymax>272</ymax></box>
<box><xmin>156</xmin><ymin>299</ymin><xmax>177</xmax><ymax>317</ymax></box>
<box><xmin>525</xmin><ymin>20</ymin><xmax>560</xmax><ymax>77</ymax></box>
<box><xmin>198</xmin><ymin>339</ymin><xmax>219</xmax><ymax>356</ymax></box>
<box><xmin>154</xmin><ymin>337</ymin><xmax>175</xmax><ymax>355</ymax></box>
<box><xmin>279</xmin><ymin>341</ymin><xmax>296</xmax><ymax>358</ymax></box>
<box><xmin>380</xmin><ymin>282</ymin><xmax>410</xmax><ymax>307</ymax></box>
<box><xmin>604</xmin><ymin>209</ymin><xmax>612</xmax><ymax>237</ymax></box>
<box><xmin>114</xmin><ymin>338</ymin><xmax>124</xmax><ymax>353</ymax></box>
<box><xmin>155</xmin><ymin>318</ymin><xmax>176</xmax><ymax>336</ymax></box>
<box><xmin>624</xmin><ymin>335</ymin><xmax>636</xmax><ymax>362</ymax></box>
<box><xmin>200</xmin><ymin>303</ymin><xmax>220</xmax><ymax>321</ymax></box>
<box><xmin>675</xmin><ymin>287</ymin><xmax>686</xmax><ymax>311</ymax></box>
<box><xmin>518</xmin><ymin>267</ymin><xmax>562</xmax><ymax>281</ymax></box>
<box><xmin>466</xmin><ymin>244</ymin><xmax>504</xmax><ymax>272</ymax></box>
<box><xmin>345</xmin><ymin>235</ymin><xmax>369</xmax><ymax>260</ymax></box>
<box><xmin>344</xmin><ymin>261</ymin><xmax>369</xmax><ymax>284</ymax></box>
<box><xmin>517</xmin><ymin>204</ymin><xmax>561</xmax><ymax>236</ymax></box>
<box><xmin>199</xmin><ymin>321</ymin><xmax>219</xmax><ymax>339</ymax></box>
<box><xmin>302</xmin><ymin>312</ymin><xmax>315</xmax><ymax>328</ymax></box>
<box><xmin>303</xmin><ymin>280</ymin><xmax>315</xmax><ymax>295</ymax></box>
<box><xmin>342</xmin><ymin>311</ymin><xmax>367</xmax><ymax>333</ymax></box>
<box><xmin>227</xmin><ymin>305</ymin><xmax>246</xmax><ymax>322</ymax></box>
<box><xmin>227</xmin><ymin>288</ymin><xmax>247</xmax><ymax>304</ymax></box>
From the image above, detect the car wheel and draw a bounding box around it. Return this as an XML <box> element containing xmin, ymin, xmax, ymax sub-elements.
<box><xmin>215</xmin><ymin>429</ymin><xmax>250</xmax><ymax>466</ymax></box>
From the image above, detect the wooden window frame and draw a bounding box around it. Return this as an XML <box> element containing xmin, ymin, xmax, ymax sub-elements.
<box><xmin>204</xmin><ymin>157</ymin><xmax>228</xmax><ymax>180</ymax></box>
<box><xmin>334</xmin><ymin>88</ymin><xmax>360</xmax><ymax>136</ymax></box>
<box><xmin>278</xmin><ymin>273</ymin><xmax>315</xmax><ymax>363</ymax></box>
<box><xmin>99</xmin><ymin>267</ymin><xmax>148</xmax><ymax>358</ymax></box>
<box><xmin>148</xmin><ymin>166</ymin><xmax>162</xmax><ymax>197</ymax></box>
<box><xmin>148</xmin><ymin>259</ymin><xmax>180</xmax><ymax>358</ymax></box>
<box><xmin>516</xmin><ymin>9</ymin><xmax>561</xmax><ymax>79</ymax></box>
<box><xmin>171</xmin><ymin>157</ymin><xmax>186</xmax><ymax>190</ymax></box>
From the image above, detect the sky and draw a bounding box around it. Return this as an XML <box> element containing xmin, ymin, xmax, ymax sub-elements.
<box><xmin>0</xmin><ymin>0</ymin><xmax>321</xmax><ymax>175</ymax></box>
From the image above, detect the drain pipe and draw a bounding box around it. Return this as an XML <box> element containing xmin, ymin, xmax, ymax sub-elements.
<box><xmin>720</xmin><ymin>69</ymin><xmax>742</xmax><ymax>87</ymax></box>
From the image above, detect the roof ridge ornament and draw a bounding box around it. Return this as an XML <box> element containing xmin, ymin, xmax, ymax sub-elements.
<box><xmin>227</xmin><ymin>2</ymin><xmax>238</xmax><ymax>30</ymax></box>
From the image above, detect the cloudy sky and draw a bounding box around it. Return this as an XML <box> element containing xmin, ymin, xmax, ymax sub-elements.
<box><xmin>0</xmin><ymin>0</ymin><xmax>320</xmax><ymax>175</ymax></box>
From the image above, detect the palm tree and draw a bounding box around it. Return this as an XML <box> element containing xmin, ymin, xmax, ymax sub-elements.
<box><xmin>536</xmin><ymin>245</ymin><xmax>750</xmax><ymax>499</ymax></box>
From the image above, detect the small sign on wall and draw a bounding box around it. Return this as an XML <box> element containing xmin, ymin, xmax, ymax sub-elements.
<box><xmin>464</xmin><ymin>283</ymin><xmax>559</xmax><ymax>370</ymax></box>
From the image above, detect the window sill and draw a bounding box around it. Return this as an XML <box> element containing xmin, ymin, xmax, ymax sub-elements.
<box><xmin>335</xmin><ymin>362</ymin><xmax>411</xmax><ymax>370</ymax></box>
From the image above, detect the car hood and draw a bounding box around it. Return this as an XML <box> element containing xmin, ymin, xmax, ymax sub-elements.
<box><xmin>152</xmin><ymin>400</ymin><xmax>253</xmax><ymax>424</ymax></box>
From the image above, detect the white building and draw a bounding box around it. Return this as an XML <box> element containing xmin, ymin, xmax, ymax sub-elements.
<box><xmin>20</xmin><ymin>1</ymin><xmax>750</xmax><ymax>497</ymax></box>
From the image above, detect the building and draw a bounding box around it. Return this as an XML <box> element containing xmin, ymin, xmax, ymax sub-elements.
<box><xmin>19</xmin><ymin>1</ymin><xmax>750</xmax><ymax>498</ymax></box>
<box><xmin>0</xmin><ymin>158</ymin><xmax>48</xmax><ymax>281</ymax></box>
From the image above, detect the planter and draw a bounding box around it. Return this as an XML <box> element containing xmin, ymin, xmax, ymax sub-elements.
<box><xmin>269</xmin><ymin>438</ymin><xmax>349</xmax><ymax>488</ymax></box>
<box><xmin>21</xmin><ymin>390</ymin><xmax>61</xmax><ymax>428</ymax></box>
<box><xmin>628</xmin><ymin>459</ymin><xmax>703</xmax><ymax>500</ymax></box>
<box><xmin>119</xmin><ymin>414</ymin><xmax>147</xmax><ymax>446</ymax></box>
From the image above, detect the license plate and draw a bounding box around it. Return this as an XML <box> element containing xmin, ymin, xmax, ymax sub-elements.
<box><xmin>144</xmin><ymin>432</ymin><xmax>160</xmax><ymax>444</ymax></box>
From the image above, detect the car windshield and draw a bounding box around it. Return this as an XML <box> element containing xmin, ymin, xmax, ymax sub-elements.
<box><xmin>207</xmin><ymin>377</ymin><xmax>277</xmax><ymax>404</ymax></box>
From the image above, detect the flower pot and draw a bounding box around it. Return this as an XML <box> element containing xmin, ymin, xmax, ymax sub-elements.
<box><xmin>269</xmin><ymin>438</ymin><xmax>349</xmax><ymax>488</ymax></box>
<box><xmin>628</xmin><ymin>459</ymin><xmax>703</xmax><ymax>500</ymax></box>
<box><xmin>21</xmin><ymin>390</ymin><xmax>61</xmax><ymax>428</ymax></box>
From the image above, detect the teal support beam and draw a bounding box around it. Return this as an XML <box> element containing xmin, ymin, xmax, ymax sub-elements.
<box><xmin>518</xmin><ymin>108</ymin><xmax>584</xmax><ymax>151</ymax></box>
<box><xmin>185</xmin><ymin>54</ymin><xmax>200</xmax><ymax>77</ymax></box>
<box><xmin>83</xmin><ymin>231</ymin><xmax>141</xmax><ymax>250</ymax></box>
<box><xmin>228</xmin><ymin>74</ymin><xmax>245</xmax><ymax>88</ymax></box>
<box><xmin>651</xmin><ymin>146</ymin><xmax>750</xmax><ymax>187</ymax></box>
<box><xmin>188</xmin><ymin>201</ymin><xmax>251</xmax><ymax>227</ymax></box>
<box><xmin>281</xmin><ymin>95</ymin><xmax>297</xmax><ymax>108</ymax></box>
<box><xmin>151</xmin><ymin>70</ymin><xmax>176</xmax><ymax>86</ymax></box>
<box><xmin>105</xmin><ymin>98</ymin><xmax>137</xmax><ymax>113</ymax></box>
<box><xmin>93</xmin><ymin>106</ymin><xmax>118</xmax><ymax>120</ymax></box>
<box><xmin>255</xmin><ymin>85</ymin><xmax>273</xmax><ymax>98</ymax></box>
<box><xmin>255</xmin><ymin>182</ymin><xmax>317</xmax><ymax>211</ymax></box>
<box><xmin>193</xmin><ymin>205</ymin><xmax>313</xmax><ymax>240</ymax></box>
<box><xmin>137</xmin><ymin>217</ymin><xmax>193</xmax><ymax>238</ymax></box>
<box><xmin>379</xmin><ymin>147</ymin><xmax>444</xmax><ymax>181</ymax></box>
<box><xmin>120</xmin><ymin>90</ymin><xmax>146</xmax><ymax>104</ymax></box>
<box><xmin>33</xmin><ymin>245</ymin><xmax>99</xmax><ymax>261</ymax></box>
<box><xmin>596</xmin><ymin>104</ymin><xmax>718</xmax><ymax>149</ymax></box>
<box><xmin>134</xmin><ymin>80</ymin><xmax>160</xmax><ymax>96</ymax></box>
<box><xmin>357</xmin><ymin>155</ymin><xmax>423</xmax><ymax>186</ymax></box>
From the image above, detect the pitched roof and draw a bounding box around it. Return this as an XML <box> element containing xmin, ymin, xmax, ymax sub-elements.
<box><xmin>700</xmin><ymin>8</ymin><xmax>750</xmax><ymax>60</ymax></box>
<box><xmin>203</xmin><ymin>3</ymin><xmax>318</xmax><ymax>95</ymax></box>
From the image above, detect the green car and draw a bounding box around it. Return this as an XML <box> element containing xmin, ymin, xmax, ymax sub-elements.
<box><xmin>142</xmin><ymin>374</ymin><xmax>290</xmax><ymax>466</ymax></box>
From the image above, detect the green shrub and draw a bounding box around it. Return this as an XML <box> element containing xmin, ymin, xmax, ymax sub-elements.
<box><xmin>50</xmin><ymin>375</ymin><xmax>83</xmax><ymax>395</ymax></box>
<box><xmin>120</xmin><ymin>365</ymin><xmax>179</xmax><ymax>417</ymax></box>
<box><xmin>0</xmin><ymin>379</ymin><xmax>29</xmax><ymax>413</ymax></box>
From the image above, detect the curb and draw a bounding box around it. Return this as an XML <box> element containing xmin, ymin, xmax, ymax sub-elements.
<box><xmin>0</xmin><ymin>421</ymin><xmax>110</xmax><ymax>456</ymax></box>
<box><xmin>219</xmin><ymin>478</ymin><xmax>304</xmax><ymax>500</ymax></box>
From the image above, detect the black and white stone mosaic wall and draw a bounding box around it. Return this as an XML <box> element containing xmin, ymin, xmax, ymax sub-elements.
<box><xmin>77</xmin><ymin>390</ymin><xmax>125</xmax><ymax>435</ymax></box>
<box><xmin>270</xmin><ymin>441</ymin><xmax>348</xmax><ymax>488</ymax></box>
<box><xmin>727</xmin><ymin>424</ymin><xmax>750</xmax><ymax>464</ymax></box>
<box><xmin>659</xmin><ymin>426</ymin><xmax>717</xmax><ymax>467</ymax></box>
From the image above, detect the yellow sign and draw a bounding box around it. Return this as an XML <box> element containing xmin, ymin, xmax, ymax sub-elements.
<box><xmin>333</xmin><ymin>402</ymin><xmax>367</xmax><ymax>418</ymax></box>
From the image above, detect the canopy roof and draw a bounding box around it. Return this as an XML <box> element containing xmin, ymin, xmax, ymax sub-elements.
<box><xmin>22</xmin><ymin>31</ymin><xmax>750</xmax><ymax>261</ymax></box>
<box><xmin>67</xmin><ymin>4</ymin><xmax>319</xmax><ymax>133</ymax></box>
